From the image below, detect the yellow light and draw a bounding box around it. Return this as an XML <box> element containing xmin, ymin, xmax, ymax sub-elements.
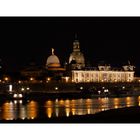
<box><xmin>55</xmin><ymin>87</ymin><xmax>58</xmax><ymax>90</ymax></box>
<box><xmin>65</xmin><ymin>77</ymin><xmax>69</xmax><ymax>82</ymax></box>
<box><xmin>65</xmin><ymin>108</ymin><xmax>70</xmax><ymax>117</ymax></box>
<box><xmin>47</xmin><ymin>77</ymin><xmax>51</xmax><ymax>81</ymax></box>
<box><xmin>47</xmin><ymin>108</ymin><xmax>53</xmax><ymax>118</ymax></box>
<box><xmin>71</xmin><ymin>108</ymin><xmax>76</xmax><ymax>115</ymax></box>
<box><xmin>21</xmin><ymin>88</ymin><xmax>25</xmax><ymax>91</ymax></box>
<box><xmin>27</xmin><ymin>87</ymin><xmax>30</xmax><ymax>90</ymax></box>
<box><xmin>30</xmin><ymin>77</ymin><xmax>34</xmax><ymax>81</ymax></box>
<box><xmin>4</xmin><ymin>77</ymin><xmax>9</xmax><ymax>81</ymax></box>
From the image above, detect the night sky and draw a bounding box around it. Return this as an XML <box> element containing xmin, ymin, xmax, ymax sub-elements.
<box><xmin>0</xmin><ymin>17</ymin><xmax>140</xmax><ymax>75</ymax></box>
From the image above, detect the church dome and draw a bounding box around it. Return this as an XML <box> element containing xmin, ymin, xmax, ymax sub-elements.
<box><xmin>69</xmin><ymin>52</ymin><xmax>85</xmax><ymax>64</ymax></box>
<box><xmin>46</xmin><ymin>48</ymin><xmax>61</xmax><ymax>68</ymax></box>
<box><xmin>69</xmin><ymin>39</ymin><xmax>85</xmax><ymax>69</ymax></box>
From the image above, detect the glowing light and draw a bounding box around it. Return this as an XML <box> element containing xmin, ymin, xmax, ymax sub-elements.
<box><xmin>46</xmin><ymin>100</ymin><xmax>53</xmax><ymax>107</ymax></box>
<box><xmin>47</xmin><ymin>108</ymin><xmax>53</xmax><ymax>118</ymax></box>
<box><xmin>30</xmin><ymin>77</ymin><xmax>34</xmax><ymax>81</ymax></box>
<box><xmin>71</xmin><ymin>108</ymin><xmax>76</xmax><ymax>115</ymax></box>
<box><xmin>18</xmin><ymin>80</ymin><xmax>21</xmax><ymax>84</ymax></box>
<box><xmin>65</xmin><ymin>77</ymin><xmax>69</xmax><ymax>82</ymax></box>
<box><xmin>47</xmin><ymin>77</ymin><xmax>51</xmax><ymax>81</ymax></box>
<box><xmin>87</xmin><ymin>108</ymin><xmax>91</xmax><ymax>114</ymax></box>
<box><xmin>59</xmin><ymin>100</ymin><xmax>64</xmax><ymax>105</ymax></box>
<box><xmin>27</xmin><ymin>101</ymin><xmax>37</xmax><ymax>119</ymax></box>
<box><xmin>26</xmin><ymin>87</ymin><xmax>30</xmax><ymax>90</ymax></box>
<box><xmin>9</xmin><ymin>84</ymin><xmax>12</xmax><ymax>92</ymax></box>
<box><xmin>4</xmin><ymin>77</ymin><xmax>9</xmax><ymax>81</ymax></box>
<box><xmin>19</xmin><ymin>100</ymin><xmax>22</xmax><ymax>104</ymax></box>
<box><xmin>14</xmin><ymin>100</ymin><xmax>17</xmax><ymax>104</ymax></box>
<box><xmin>80</xmin><ymin>86</ymin><xmax>83</xmax><ymax>90</ymax></box>
<box><xmin>104</xmin><ymin>89</ymin><xmax>109</xmax><ymax>93</ymax></box>
<box><xmin>55</xmin><ymin>87</ymin><xmax>58</xmax><ymax>90</ymax></box>
<box><xmin>13</xmin><ymin>94</ymin><xmax>17</xmax><ymax>98</ymax></box>
<box><xmin>65</xmin><ymin>108</ymin><xmax>70</xmax><ymax>117</ymax></box>
<box><xmin>19</xmin><ymin>94</ymin><xmax>23</xmax><ymax>98</ymax></box>
<box><xmin>21</xmin><ymin>88</ymin><xmax>25</xmax><ymax>91</ymax></box>
<box><xmin>126</xmin><ymin>97</ymin><xmax>132</xmax><ymax>107</ymax></box>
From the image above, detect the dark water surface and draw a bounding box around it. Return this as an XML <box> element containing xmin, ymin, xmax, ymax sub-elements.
<box><xmin>0</xmin><ymin>95</ymin><xmax>140</xmax><ymax>121</ymax></box>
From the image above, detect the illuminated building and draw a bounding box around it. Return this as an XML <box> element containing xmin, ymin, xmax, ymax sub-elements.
<box><xmin>46</xmin><ymin>48</ymin><xmax>60</xmax><ymax>69</ymax></box>
<box><xmin>69</xmin><ymin>39</ymin><xmax>85</xmax><ymax>70</ymax></box>
<box><xmin>46</xmin><ymin>48</ymin><xmax>65</xmax><ymax>81</ymax></box>
<box><xmin>20</xmin><ymin>36</ymin><xmax>135</xmax><ymax>83</ymax></box>
<box><xmin>71</xmin><ymin>65</ymin><xmax>134</xmax><ymax>83</ymax></box>
<box><xmin>46</xmin><ymin>48</ymin><xmax>65</xmax><ymax>71</ymax></box>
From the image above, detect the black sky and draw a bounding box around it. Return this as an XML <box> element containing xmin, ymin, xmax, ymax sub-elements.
<box><xmin>0</xmin><ymin>17</ymin><xmax>140</xmax><ymax>75</ymax></box>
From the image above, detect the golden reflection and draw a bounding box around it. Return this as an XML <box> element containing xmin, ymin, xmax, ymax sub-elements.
<box><xmin>59</xmin><ymin>100</ymin><xmax>64</xmax><ymax>106</ymax></box>
<box><xmin>87</xmin><ymin>108</ymin><xmax>91</xmax><ymax>114</ymax></box>
<box><xmin>46</xmin><ymin>100</ymin><xmax>53</xmax><ymax>107</ymax></box>
<box><xmin>79</xmin><ymin>99</ymin><xmax>83</xmax><ymax>103</ymax></box>
<box><xmin>65</xmin><ymin>108</ymin><xmax>70</xmax><ymax>117</ymax></box>
<box><xmin>2</xmin><ymin>102</ymin><xmax>15</xmax><ymax>120</ymax></box>
<box><xmin>85</xmin><ymin>98</ymin><xmax>92</xmax><ymax>105</ymax></box>
<box><xmin>47</xmin><ymin>107</ymin><xmax>53</xmax><ymax>118</ymax></box>
<box><xmin>114</xmin><ymin>98</ymin><xmax>119</xmax><ymax>109</ymax></box>
<box><xmin>138</xmin><ymin>96</ymin><xmax>140</xmax><ymax>106</ymax></box>
<box><xmin>86</xmin><ymin>99</ymin><xmax>92</xmax><ymax>114</ymax></box>
<box><xmin>27</xmin><ymin>101</ymin><xmax>38</xmax><ymax>119</ymax></box>
<box><xmin>71</xmin><ymin>108</ymin><xmax>76</xmax><ymax>115</ymax></box>
<box><xmin>101</xmin><ymin>108</ymin><xmax>106</xmax><ymax>111</ymax></box>
<box><xmin>70</xmin><ymin>100</ymin><xmax>76</xmax><ymax>115</ymax></box>
<box><xmin>65</xmin><ymin>99</ymin><xmax>70</xmax><ymax>107</ymax></box>
<box><xmin>78</xmin><ymin>109</ymin><xmax>84</xmax><ymax>115</ymax></box>
<box><xmin>55</xmin><ymin>99</ymin><xmax>59</xmax><ymax>108</ymax></box>
<box><xmin>138</xmin><ymin>96</ymin><xmax>140</xmax><ymax>101</ymax></box>
<box><xmin>19</xmin><ymin>105</ymin><xmax>26</xmax><ymax>120</ymax></box>
<box><xmin>99</xmin><ymin>97</ymin><xmax>109</xmax><ymax>104</ymax></box>
<box><xmin>126</xmin><ymin>97</ymin><xmax>132</xmax><ymax>107</ymax></box>
<box><xmin>55</xmin><ymin>108</ymin><xmax>59</xmax><ymax>117</ymax></box>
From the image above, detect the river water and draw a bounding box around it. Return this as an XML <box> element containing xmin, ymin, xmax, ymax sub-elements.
<box><xmin>0</xmin><ymin>96</ymin><xmax>140</xmax><ymax>120</ymax></box>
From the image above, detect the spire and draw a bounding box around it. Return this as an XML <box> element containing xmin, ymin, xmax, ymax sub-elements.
<box><xmin>51</xmin><ymin>48</ymin><xmax>54</xmax><ymax>55</ymax></box>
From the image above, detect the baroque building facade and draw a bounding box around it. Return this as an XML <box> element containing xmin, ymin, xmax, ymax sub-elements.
<box><xmin>71</xmin><ymin>69</ymin><xmax>134</xmax><ymax>83</ymax></box>
<box><xmin>20</xmin><ymin>36</ymin><xmax>135</xmax><ymax>83</ymax></box>
<box><xmin>69</xmin><ymin>38</ymin><xmax>135</xmax><ymax>83</ymax></box>
<box><xmin>69</xmin><ymin>39</ymin><xmax>85</xmax><ymax>70</ymax></box>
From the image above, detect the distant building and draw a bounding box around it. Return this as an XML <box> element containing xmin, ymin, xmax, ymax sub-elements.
<box><xmin>20</xmin><ymin>36</ymin><xmax>135</xmax><ymax>83</ymax></box>
<box><xmin>71</xmin><ymin>65</ymin><xmax>134</xmax><ymax>83</ymax></box>
<box><xmin>69</xmin><ymin>39</ymin><xmax>85</xmax><ymax>70</ymax></box>
<box><xmin>46</xmin><ymin>48</ymin><xmax>65</xmax><ymax>71</ymax></box>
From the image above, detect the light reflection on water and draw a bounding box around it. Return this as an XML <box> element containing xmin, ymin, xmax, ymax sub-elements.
<box><xmin>0</xmin><ymin>96</ymin><xmax>140</xmax><ymax>120</ymax></box>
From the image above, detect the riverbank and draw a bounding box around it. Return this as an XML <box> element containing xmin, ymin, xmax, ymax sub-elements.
<box><xmin>1</xmin><ymin>106</ymin><xmax>140</xmax><ymax>123</ymax></box>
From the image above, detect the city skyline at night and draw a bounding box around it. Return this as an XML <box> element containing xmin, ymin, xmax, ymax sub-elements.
<box><xmin>0</xmin><ymin>17</ymin><xmax>140</xmax><ymax>75</ymax></box>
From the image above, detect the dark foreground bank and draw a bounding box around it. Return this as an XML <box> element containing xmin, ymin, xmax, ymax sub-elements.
<box><xmin>1</xmin><ymin>106</ymin><xmax>140</xmax><ymax>123</ymax></box>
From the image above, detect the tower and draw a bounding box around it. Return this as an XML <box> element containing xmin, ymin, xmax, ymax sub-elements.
<box><xmin>69</xmin><ymin>35</ymin><xmax>85</xmax><ymax>69</ymax></box>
